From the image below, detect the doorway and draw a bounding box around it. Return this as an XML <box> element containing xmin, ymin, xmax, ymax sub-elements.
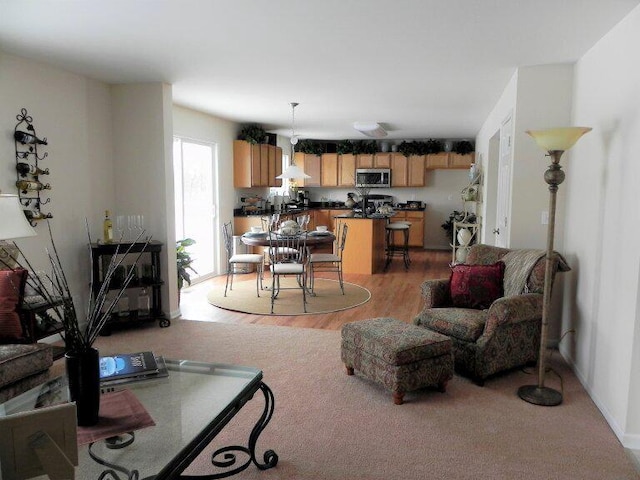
<box><xmin>173</xmin><ymin>137</ymin><xmax>218</xmax><ymax>283</ymax></box>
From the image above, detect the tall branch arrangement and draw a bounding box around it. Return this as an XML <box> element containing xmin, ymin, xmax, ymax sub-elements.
<box><xmin>1</xmin><ymin>220</ymin><xmax>149</xmax><ymax>352</ymax></box>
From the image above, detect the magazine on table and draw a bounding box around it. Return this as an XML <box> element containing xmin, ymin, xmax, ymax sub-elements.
<box><xmin>100</xmin><ymin>355</ymin><xmax>169</xmax><ymax>392</ymax></box>
<box><xmin>99</xmin><ymin>351</ymin><xmax>159</xmax><ymax>381</ymax></box>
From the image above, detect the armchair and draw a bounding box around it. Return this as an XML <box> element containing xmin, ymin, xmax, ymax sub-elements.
<box><xmin>413</xmin><ymin>244</ymin><xmax>569</xmax><ymax>385</ymax></box>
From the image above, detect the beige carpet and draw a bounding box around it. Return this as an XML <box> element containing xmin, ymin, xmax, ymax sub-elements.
<box><xmin>78</xmin><ymin>320</ymin><xmax>639</xmax><ymax>480</ymax></box>
<box><xmin>206</xmin><ymin>277</ymin><xmax>370</xmax><ymax>315</ymax></box>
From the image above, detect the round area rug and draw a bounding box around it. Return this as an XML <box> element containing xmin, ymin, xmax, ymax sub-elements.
<box><xmin>206</xmin><ymin>278</ymin><xmax>370</xmax><ymax>315</ymax></box>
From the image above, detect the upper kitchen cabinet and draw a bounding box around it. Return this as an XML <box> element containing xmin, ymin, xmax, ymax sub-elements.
<box><xmin>426</xmin><ymin>152</ymin><xmax>475</xmax><ymax>169</ymax></box>
<box><xmin>407</xmin><ymin>154</ymin><xmax>426</xmax><ymax>186</ymax></box>
<box><xmin>295</xmin><ymin>152</ymin><xmax>321</xmax><ymax>187</ymax></box>
<box><xmin>390</xmin><ymin>153</ymin><xmax>425</xmax><ymax>187</ymax></box>
<box><xmin>338</xmin><ymin>154</ymin><xmax>356</xmax><ymax>187</ymax></box>
<box><xmin>321</xmin><ymin>153</ymin><xmax>338</xmax><ymax>187</ymax></box>
<box><xmin>356</xmin><ymin>153</ymin><xmax>390</xmax><ymax>168</ymax></box>
<box><xmin>233</xmin><ymin>140</ymin><xmax>283</xmax><ymax>188</ymax></box>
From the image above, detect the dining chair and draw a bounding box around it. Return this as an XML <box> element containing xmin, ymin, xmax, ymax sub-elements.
<box><xmin>307</xmin><ymin>222</ymin><xmax>348</xmax><ymax>295</ymax></box>
<box><xmin>222</xmin><ymin>222</ymin><xmax>264</xmax><ymax>297</ymax></box>
<box><xmin>267</xmin><ymin>223</ymin><xmax>308</xmax><ymax>313</ymax></box>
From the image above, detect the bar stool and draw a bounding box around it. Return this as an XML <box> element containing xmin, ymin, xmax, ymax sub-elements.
<box><xmin>384</xmin><ymin>222</ymin><xmax>411</xmax><ymax>270</ymax></box>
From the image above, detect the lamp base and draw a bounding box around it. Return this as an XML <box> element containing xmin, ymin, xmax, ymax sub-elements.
<box><xmin>517</xmin><ymin>385</ymin><xmax>563</xmax><ymax>406</ymax></box>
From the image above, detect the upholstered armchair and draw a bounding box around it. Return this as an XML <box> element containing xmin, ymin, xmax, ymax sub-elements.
<box><xmin>413</xmin><ymin>244</ymin><xmax>569</xmax><ymax>385</ymax></box>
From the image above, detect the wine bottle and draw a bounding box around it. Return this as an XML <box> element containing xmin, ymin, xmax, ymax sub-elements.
<box><xmin>103</xmin><ymin>210</ymin><xmax>114</xmax><ymax>244</ymax></box>
<box><xmin>16</xmin><ymin>180</ymin><xmax>51</xmax><ymax>192</ymax></box>
<box><xmin>16</xmin><ymin>162</ymin><xmax>50</xmax><ymax>176</ymax></box>
<box><xmin>14</xmin><ymin>130</ymin><xmax>48</xmax><ymax>145</ymax></box>
<box><xmin>24</xmin><ymin>209</ymin><xmax>51</xmax><ymax>221</ymax></box>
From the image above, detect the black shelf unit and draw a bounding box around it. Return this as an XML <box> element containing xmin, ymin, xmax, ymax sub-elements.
<box><xmin>90</xmin><ymin>241</ymin><xmax>170</xmax><ymax>334</ymax></box>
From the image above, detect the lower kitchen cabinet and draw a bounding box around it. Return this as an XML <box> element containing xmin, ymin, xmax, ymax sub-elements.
<box><xmin>391</xmin><ymin>210</ymin><xmax>425</xmax><ymax>247</ymax></box>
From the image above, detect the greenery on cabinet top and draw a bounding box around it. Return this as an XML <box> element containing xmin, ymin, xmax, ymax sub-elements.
<box><xmin>237</xmin><ymin>122</ymin><xmax>474</xmax><ymax>157</ymax></box>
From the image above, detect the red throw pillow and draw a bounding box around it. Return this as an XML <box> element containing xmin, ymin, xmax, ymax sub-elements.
<box><xmin>0</xmin><ymin>268</ymin><xmax>28</xmax><ymax>342</ymax></box>
<box><xmin>449</xmin><ymin>262</ymin><xmax>505</xmax><ymax>310</ymax></box>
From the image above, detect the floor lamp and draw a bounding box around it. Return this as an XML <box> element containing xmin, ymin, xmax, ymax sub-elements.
<box><xmin>517</xmin><ymin>127</ymin><xmax>591</xmax><ymax>406</ymax></box>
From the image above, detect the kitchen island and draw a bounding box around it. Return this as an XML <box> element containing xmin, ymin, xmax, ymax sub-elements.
<box><xmin>334</xmin><ymin>213</ymin><xmax>389</xmax><ymax>275</ymax></box>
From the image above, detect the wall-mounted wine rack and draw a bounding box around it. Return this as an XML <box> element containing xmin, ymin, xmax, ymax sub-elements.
<box><xmin>14</xmin><ymin>108</ymin><xmax>52</xmax><ymax>226</ymax></box>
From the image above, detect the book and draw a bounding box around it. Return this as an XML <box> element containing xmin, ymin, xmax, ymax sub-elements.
<box><xmin>99</xmin><ymin>351</ymin><xmax>158</xmax><ymax>382</ymax></box>
<box><xmin>100</xmin><ymin>355</ymin><xmax>169</xmax><ymax>392</ymax></box>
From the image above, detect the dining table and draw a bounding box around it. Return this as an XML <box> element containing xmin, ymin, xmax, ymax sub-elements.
<box><xmin>239</xmin><ymin>231</ymin><xmax>336</xmax><ymax>249</ymax></box>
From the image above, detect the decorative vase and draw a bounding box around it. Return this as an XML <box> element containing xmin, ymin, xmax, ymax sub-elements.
<box><xmin>457</xmin><ymin>228</ymin><xmax>473</xmax><ymax>246</ymax></box>
<box><xmin>456</xmin><ymin>247</ymin><xmax>468</xmax><ymax>263</ymax></box>
<box><xmin>345</xmin><ymin>194</ymin><xmax>356</xmax><ymax>209</ymax></box>
<box><xmin>65</xmin><ymin>347</ymin><xmax>100</xmax><ymax>426</ymax></box>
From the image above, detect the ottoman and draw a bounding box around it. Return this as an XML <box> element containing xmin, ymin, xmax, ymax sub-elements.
<box><xmin>341</xmin><ymin>317</ymin><xmax>453</xmax><ymax>404</ymax></box>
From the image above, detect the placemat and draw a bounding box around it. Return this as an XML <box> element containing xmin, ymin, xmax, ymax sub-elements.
<box><xmin>77</xmin><ymin>389</ymin><xmax>155</xmax><ymax>445</ymax></box>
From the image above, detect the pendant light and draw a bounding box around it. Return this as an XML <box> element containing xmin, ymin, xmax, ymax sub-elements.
<box><xmin>277</xmin><ymin>102</ymin><xmax>310</xmax><ymax>179</ymax></box>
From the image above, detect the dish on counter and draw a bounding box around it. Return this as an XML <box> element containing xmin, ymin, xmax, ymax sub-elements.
<box><xmin>243</xmin><ymin>231</ymin><xmax>267</xmax><ymax>237</ymax></box>
<box><xmin>307</xmin><ymin>231</ymin><xmax>333</xmax><ymax>236</ymax></box>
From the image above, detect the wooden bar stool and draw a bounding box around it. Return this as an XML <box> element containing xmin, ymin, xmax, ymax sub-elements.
<box><xmin>384</xmin><ymin>222</ymin><xmax>411</xmax><ymax>270</ymax></box>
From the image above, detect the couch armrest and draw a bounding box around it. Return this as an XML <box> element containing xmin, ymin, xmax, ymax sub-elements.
<box><xmin>420</xmin><ymin>279</ymin><xmax>450</xmax><ymax>308</ymax></box>
<box><xmin>482</xmin><ymin>293</ymin><xmax>544</xmax><ymax>337</ymax></box>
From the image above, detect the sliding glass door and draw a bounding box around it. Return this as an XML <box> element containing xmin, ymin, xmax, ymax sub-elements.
<box><xmin>173</xmin><ymin>137</ymin><xmax>217</xmax><ymax>282</ymax></box>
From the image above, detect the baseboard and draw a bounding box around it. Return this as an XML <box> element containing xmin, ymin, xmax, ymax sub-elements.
<box><xmin>559</xmin><ymin>347</ymin><xmax>635</xmax><ymax>448</ymax></box>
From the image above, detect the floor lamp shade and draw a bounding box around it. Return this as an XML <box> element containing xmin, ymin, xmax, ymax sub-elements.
<box><xmin>518</xmin><ymin>126</ymin><xmax>591</xmax><ymax>406</ymax></box>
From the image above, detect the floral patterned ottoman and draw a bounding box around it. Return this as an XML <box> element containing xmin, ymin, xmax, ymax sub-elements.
<box><xmin>341</xmin><ymin>317</ymin><xmax>453</xmax><ymax>404</ymax></box>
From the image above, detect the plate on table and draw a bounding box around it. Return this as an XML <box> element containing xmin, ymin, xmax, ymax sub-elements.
<box><xmin>308</xmin><ymin>231</ymin><xmax>332</xmax><ymax>236</ymax></box>
<box><xmin>243</xmin><ymin>231</ymin><xmax>267</xmax><ymax>238</ymax></box>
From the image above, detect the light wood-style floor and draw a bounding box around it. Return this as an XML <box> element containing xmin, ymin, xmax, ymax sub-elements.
<box><xmin>178</xmin><ymin>248</ymin><xmax>452</xmax><ymax>330</ymax></box>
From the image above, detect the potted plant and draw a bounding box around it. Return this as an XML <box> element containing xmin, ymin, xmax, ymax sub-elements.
<box><xmin>4</xmin><ymin>221</ymin><xmax>148</xmax><ymax>425</ymax></box>
<box><xmin>238</xmin><ymin>124</ymin><xmax>267</xmax><ymax>144</ymax></box>
<box><xmin>336</xmin><ymin>140</ymin><xmax>354</xmax><ymax>155</ymax></box>
<box><xmin>177</xmin><ymin>238</ymin><xmax>197</xmax><ymax>294</ymax></box>
<box><xmin>454</xmin><ymin>140</ymin><xmax>474</xmax><ymax>155</ymax></box>
<box><xmin>297</xmin><ymin>140</ymin><xmax>325</xmax><ymax>156</ymax></box>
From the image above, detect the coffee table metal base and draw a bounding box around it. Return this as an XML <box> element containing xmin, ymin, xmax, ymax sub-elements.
<box><xmin>88</xmin><ymin>381</ymin><xmax>277</xmax><ymax>480</ymax></box>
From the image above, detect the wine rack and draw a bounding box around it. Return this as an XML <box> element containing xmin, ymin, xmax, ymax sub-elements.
<box><xmin>14</xmin><ymin>108</ymin><xmax>52</xmax><ymax>226</ymax></box>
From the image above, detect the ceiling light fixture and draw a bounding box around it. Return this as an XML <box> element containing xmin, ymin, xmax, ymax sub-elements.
<box><xmin>353</xmin><ymin>122</ymin><xmax>387</xmax><ymax>139</ymax></box>
<box><xmin>277</xmin><ymin>102</ymin><xmax>310</xmax><ymax>180</ymax></box>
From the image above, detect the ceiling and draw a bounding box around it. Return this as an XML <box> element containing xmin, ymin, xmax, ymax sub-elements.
<box><xmin>1</xmin><ymin>0</ymin><xmax>638</xmax><ymax>141</ymax></box>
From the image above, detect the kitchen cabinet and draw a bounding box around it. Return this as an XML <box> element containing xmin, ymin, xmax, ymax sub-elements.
<box><xmin>426</xmin><ymin>152</ymin><xmax>475</xmax><ymax>169</ymax></box>
<box><xmin>392</xmin><ymin>210</ymin><xmax>425</xmax><ymax>247</ymax></box>
<box><xmin>407</xmin><ymin>155</ymin><xmax>426</xmax><ymax>186</ymax></box>
<box><xmin>233</xmin><ymin>140</ymin><xmax>283</xmax><ymax>187</ymax></box>
<box><xmin>321</xmin><ymin>153</ymin><xmax>338</xmax><ymax>186</ymax></box>
<box><xmin>356</xmin><ymin>153</ymin><xmax>390</xmax><ymax>168</ymax></box>
<box><xmin>295</xmin><ymin>153</ymin><xmax>321</xmax><ymax>187</ymax></box>
<box><xmin>338</xmin><ymin>154</ymin><xmax>356</xmax><ymax>187</ymax></box>
<box><xmin>390</xmin><ymin>153</ymin><xmax>425</xmax><ymax>187</ymax></box>
<box><xmin>373</xmin><ymin>153</ymin><xmax>391</xmax><ymax>168</ymax></box>
<box><xmin>390</xmin><ymin>153</ymin><xmax>408</xmax><ymax>187</ymax></box>
<box><xmin>314</xmin><ymin>209</ymin><xmax>345</xmax><ymax>234</ymax></box>
<box><xmin>449</xmin><ymin>153</ymin><xmax>475</xmax><ymax>168</ymax></box>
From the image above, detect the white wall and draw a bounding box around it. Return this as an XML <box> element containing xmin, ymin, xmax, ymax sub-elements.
<box><xmin>0</xmin><ymin>51</ymin><xmax>114</xmax><ymax>316</ymax></box>
<box><xmin>111</xmin><ymin>84</ymin><xmax>176</xmax><ymax>317</ymax></box>
<box><xmin>511</xmin><ymin>64</ymin><xmax>574</xmax><ymax>251</ymax></box>
<box><xmin>172</xmin><ymin>105</ymin><xmax>240</xmax><ymax>279</ymax></box>
<box><xmin>563</xmin><ymin>4</ymin><xmax>640</xmax><ymax>448</ymax></box>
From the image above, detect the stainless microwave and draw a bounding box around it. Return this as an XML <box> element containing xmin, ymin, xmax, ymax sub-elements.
<box><xmin>355</xmin><ymin>168</ymin><xmax>391</xmax><ymax>188</ymax></box>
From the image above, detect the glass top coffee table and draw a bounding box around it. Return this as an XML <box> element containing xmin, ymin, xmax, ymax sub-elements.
<box><xmin>0</xmin><ymin>359</ymin><xmax>277</xmax><ymax>479</ymax></box>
